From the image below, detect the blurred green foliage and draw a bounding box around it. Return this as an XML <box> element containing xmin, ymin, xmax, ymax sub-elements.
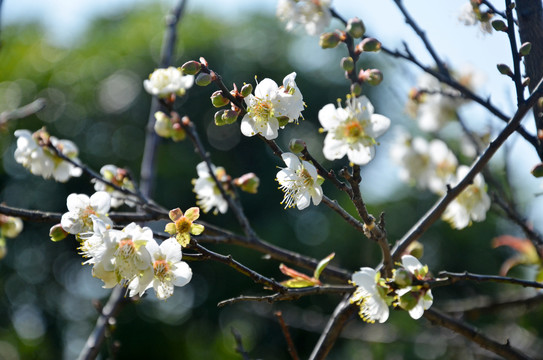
<box><xmin>0</xmin><ymin>2</ymin><xmax>541</xmax><ymax>360</ymax></box>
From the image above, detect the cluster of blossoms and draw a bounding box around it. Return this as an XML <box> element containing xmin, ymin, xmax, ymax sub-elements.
<box><xmin>92</xmin><ymin>165</ymin><xmax>136</xmax><ymax>208</ymax></box>
<box><xmin>276</xmin><ymin>0</ymin><xmax>332</xmax><ymax>36</ymax></box>
<box><xmin>318</xmin><ymin>95</ymin><xmax>390</xmax><ymax>165</ymax></box>
<box><xmin>153</xmin><ymin>111</ymin><xmax>187</xmax><ymax>141</ymax></box>
<box><xmin>14</xmin><ymin>128</ymin><xmax>82</xmax><ymax>182</ymax></box>
<box><xmin>391</xmin><ymin>132</ymin><xmax>491</xmax><ymax>229</ymax></box>
<box><xmin>143</xmin><ymin>66</ymin><xmax>194</xmax><ymax>98</ymax></box>
<box><xmin>56</xmin><ymin>191</ymin><xmax>197</xmax><ymax>300</ymax></box>
<box><xmin>458</xmin><ymin>0</ymin><xmax>493</xmax><ymax>34</ymax></box>
<box><xmin>192</xmin><ymin>161</ymin><xmax>231</xmax><ymax>215</ymax></box>
<box><xmin>350</xmin><ymin>255</ymin><xmax>433</xmax><ymax>323</ymax></box>
<box><xmin>241</xmin><ymin>72</ymin><xmax>305</xmax><ymax>140</ymax></box>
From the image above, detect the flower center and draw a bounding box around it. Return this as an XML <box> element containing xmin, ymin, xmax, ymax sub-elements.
<box><xmin>250</xmin><ymin>99</ymin><xmax>274</xmax><ymax>123</ymax></box>
<box><xmin>175</xmin><ymin>217</ymin><xmax>192</xmax><ymax>234</ymax></box>
<box><xmin>118</xmin><ymin>238</ymin><xmax>136</xmax><ymax>258</ymax></box>
<box><xmin>339</xmin><ymin>118</ymin><xmax>373</xmax><ymax>145</ymax></box>
<box><xmin>297</xmin><ymin>167</ymin><xmax>314</xmax><ymax>187</ymax></box>
<box><xmin>153</xmin><ymin>259</ymin><xmax>171</xmax><ymax>281</ymax></box>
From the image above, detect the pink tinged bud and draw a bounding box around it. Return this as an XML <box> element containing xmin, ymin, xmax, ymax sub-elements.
<box><xmin>171</xmin><ymin>124</ymin><xmax>186</xmax><ymax>142</ymax></box>
<box><xmin>491</xmin><ymin>19</ymin><xmax>507</xmax><ymax>32</ymax></box>
<box><xmin>222</xmin><ymin>110</ymin><xmax>239</xmax><ymax>125</ymax></box>
<box><xmin>49</xmin><ymin>224</ymin><xmax>68</xmax><ymax>242</ymax></box>
<box><xmin>359</xmin><ymin>37</ymin><xmax>381</xmax><ymax>52</ymax></box>
<box><xmin>519</xmin><ymin>42</ymin><xmax>532</xmax><ymax>57</ymax></box>
<box><xmin>497</xmin><ymin>63</ymin><xmax>513</xmax><ymax>77</ymax></box>
<box><xmin>341</xmin><ymin>57</ymin><xmax>355</xmax><ymax>72</ymax></box>
<box><xmin>181</xmin><ymin>61</ymin><xmax>202</xmax><ymax>75</ymax></box>
<box><xmin>365</xmin><ymin>69</ymin><xmax>383</xmax><ymax>86</ymax></box>
<box><xmin>240</xmin><ymin>83</ymin><xmax>253</xmax><ymax>98</ymax></box>
<box><xmin>319</xmin><ymin>31</ymin><xmax>342</xmax><ymax>49</ymax></box>
<box><xmin>289</xmin><ymin>138</ymin><xmax>306</xmax><ymax>153</ymax></box>
<box><xmin>211</xmin><ymin>91</ymin><xmax>230</xmax><ymax>108</ymax></box>
<box><xmin>195</xmin><ymin>73</ymin><xmax>212</xmax><ymax>86</ymax></box>
<box><xmin>350</xmin><ymin>82</ymin><xmax>362</xmax><ymax>96</ymax></box>
<box><xmin>234</xmin><ymin>173</ymin><xmax>260</xmax><ymax>194</ymax></box>
<box><xmin>346</xmin><ymin>17</ymin><xmax>366</xmax><ymax>38</ymax></box>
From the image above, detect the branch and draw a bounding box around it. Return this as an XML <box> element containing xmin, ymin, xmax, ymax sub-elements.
<box><xmin>423</xmin><ymin>308</ymin><xmax>531</xmax><ymax>360</ymax></box>
<box><xmin>0</xmin><ymin>98</ymin><xmax>46</xmax><ymax>126</ymax></box>
<box><xmin>436</xmin><ymin>271</ymin><xmax>543</xmax><ymax>289</ymax></box>
<box><xmin>505</xmin><ymin>0</ymin><xmax>525</xmax><ymax>106</ymax></box>
<box><xmin>231</xmin><ymin>327</ymin><xmax>251</xmax><ymax>360</ymax></box>
<box><xmin>275</xmin><ymin>311</ymin><xmax>300</xmax><ymax>360</ymax></box>
<box><xmin>391</xmin><ymin>76</ymin><xmax>543</xmax><ymax>261</ymax></box>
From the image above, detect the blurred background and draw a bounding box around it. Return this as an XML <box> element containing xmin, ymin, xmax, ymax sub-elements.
<box><xmin>1</xmin><ymin>0</ymin><xmax>543</xmax><ymax>359</ymax></box>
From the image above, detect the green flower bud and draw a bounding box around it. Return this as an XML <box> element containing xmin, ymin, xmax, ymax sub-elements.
<box><xmin>519</xmin><ymin>42</ymin><xmax>532</xmax><ymax>57</ymax></box>
<box><xmin>406</xmin><ymin>240</ymin><xmax>424</xmax><ymax>259</ymax></box>
<box><xmin>346</xmin><ymin>17</ymin><xmax>366</xmax><ymax>38</ymax></box>
<box><xmin>222</xmin><ymin>110</ymin><xmax>239</xmax><ymax>125</ymax></box>
<box><xmin>531</xmin><ymin>163</ymin><xmax>543</xmax><ymax>178</ymax></box>
<box><xmin>211</xmin><ymin>90</ymin><xmax>230</xmax><ymax>107</ymax></box>
<box><xmin>497</xmin><ymin>63</ymin><xmax>513</xmax><ymax>76</ymax></box>
<box><xmin>398</xmin><ymin>291</ymin><xmax>418</xmax><ymax>311</ymax></box>
<box><xmin>351</xmin><ymin>82</ymin><xmax>362</xmax><ymax>96</ymax></box>
<box><xmin>393</xmin><ymin>268</ymin><xmax>412</xmax><ymax>288</ymax></box>
<box><xmin>277</xmin><ymin>116</ymin><xmax>290</xmax><ymax>127</ymax></box>
<box><xmin>491</xmin><ymin>19</ymin><xmax>507</xmax><ymax>32</ymax></box>
<box><xmin>234</xmin><ymin>173</ymin><xmax>260</xmax><ymax>194</ymax></box>
<box><xmin>195</xmin><ymin>73</ymin><xmax>212</xmax><ymax>86</ymax></box>
<box><xmin>289</xmin><ymin>138</ymin><xmax>306</xmax><ymax>153</ymax></box>
<box><xmin>154</xmin><ymin>111</ymin><xmax>171</xmax><ymax>138</ymax></box>
<box><xmin>181</xmin><ymin>61</ymin><xmax>202</xmax><ymax>75</ymax></box>
<box><xmin>360</xmin><ymin>37</ymin><xmax>381</xmax><ymax>52</ymax></box>
<box><xmin>341</xmin><ymin>57</ymin><xmax>354</xmax><ymax>72</ymax></box>
<box><xmin>214</xmin><ymin>110</ymin><xmax>227</xmax><ymax>126</ymax></box>
<box><xmin>49</xmin><ymin>224</ymin><xmax>68</xmax><ymax>242</ymax></box>
<box><xmin>319</xmin><ymin>31</ymin><xmax>342</xmax><ymax>49</ymax></box>
<box><xmin>240</xmin><ymin>83</ymin><xmax>253</xmax><ymax>97</ymax></box>
<box><xmin>366</xmin><ymin>69</ymin><xmax>383</xmax><ymax>86</ymax></box>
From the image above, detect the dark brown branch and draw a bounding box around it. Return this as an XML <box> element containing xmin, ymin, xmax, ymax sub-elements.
<box><xmin>231</xmin><ymin>327</ymin><xmax>251</xmax><ymax>360</ymax></box>
<box><xmin>446</xmin><ymin>293</ymin><xmax>543</xmax><ymax>318</ymax></box>
<box><xmin>436</xmin><ymin>271</ymin><xmax>543</xmax><ymax>289</ymax></box>
<box><xmin>423</xmin><ymin>308</ymin><xmax>531</xmax><ymax>360</ymax></box>
<box><xmin>275</xmin><ymin>311</ymin><xmax>300</xmax><ymax>360</ymax></box>
<box><xmin>321</xmin><ymin>196</ymin><xmax>364</xmax><ymax>234</ymax></box>
<box><xmin>505</xmin><ymin>0</ymin><xmax>525</xmax><ymax>106</ymax></box>
<box><xmin>391</xmin><ymin>76</ymin><xmax>543</xmax><ymax>261</ymax></box>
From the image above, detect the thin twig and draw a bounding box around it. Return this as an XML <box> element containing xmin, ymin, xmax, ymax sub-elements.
<box><xmin>436</xmin><ymin>271</ymin><xmax>543</xmax><ymax>289</ymax></box>
<box><xmin>0</xmin><ymin>98</ymin><xmax>46</xmax><ymax>126</ymax></box>
<box><xmin>231</xmin><ymin>327</ymin><xmax>251</xmax><ymax>360</ymax></box>
<box><xmin>275</xmin><ymin>311</ymin><xmax>300</xmax><ymax>360</ymax></box>
<box><xmin>321</xmin><ymin>196</ymin><xmax>364</xmax><ymax>233</ymax></box>
<box><xmin>505</xmin><ymin>0</ymin><xmax>525</xmax><ymax>106</ymax></box>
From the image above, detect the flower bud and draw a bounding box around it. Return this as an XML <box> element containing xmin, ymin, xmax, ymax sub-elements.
<box><xmin>497</xmin><ymin>63</ymin><xmax>513</xmax><ymax>77</ymax></box>
<box><xmin>491</xmin><ymin>19</ymin><xmax>507</xmax><ymax>32</ymax></box>
<box><xmin>393</xmin><ymin>268</ymin><xmax>412</xmax><ymax>288</ymax></box>
<box><xmin>49</xmin><ymin>224</ymin><xmax>68</xmax><ymax>242</ymax></box>
<box><xmin>154</xmin><ymin>111</ymin><xmax>171</xmax><ymax>138</ymax></box>
<box><xmin>405</xmin><ymin>240</ymin><xmax>424</xmax><ymax>259</ymax></box>
<box><xmin>0</xmin><ymin>216</ymin><xmax>23</xmax><ymax>238</ymax></box>
<box><xmin>234</xmin><ymin>173</ymin><xmax>260</xmax><ymax>194</ymax></box>
<box><xmin>211</xmin><ymin>90</ymin><xmax>230</xmax><ymax>107</ymax></box>
<box><xmin>222</xmin><ymin>110</ymin><xmax>239</xmax><ymax>125</ymax></box>
<box><xmin>398</xmin><ymin>291</ymin><xmax>418</xmax><ymax>311</ymax></box>
<box><xmin>214</xmin><ymin>110</ymin><xmax>228</xmax><ymax>126</ymax></box>
<box><xmin>277</xmin><ymin>116</ymin><xmax>290</xmax><ymax>127</ymax></box>
<box><xmin>289</xmin><ymin>138</ymin><xmax>306</xmax><ymax>153</ymax></box>
<box><xmin>350</xmin><ymin>82</ymin><xmax>362</xmax><ymax>96</ymax></box>
<box><xmin>365</xmin><ymin>69</ymin><xmax>383</xmax><ymax>86</ymax></box>
<box><xmin>519</xmin><ymin>42</ymin><xmax>532</xmax><ymax>57</ymax></box>
<box><xmin>181</xmin><ymin>61</ymin><xmax>202</xmax><ymax>75</ymax></box>
<box><xmin>531</xmin><ymin>163</ymin><xmax>543</xmax><ymax>178</ymax></box>
<box><xmin>0</xmin><ymin>238</ymin><xmax>6</xmax><ymax>259</ymax></box>
<box><xmin>195</xmin><ymin>73</ymin><xmax>212</xmax><ymax>86</ymax></box>
<box><xmin>319</xmin><ymin>31</ymin><xmax>342</xmax><ymax>49</ymax></box>
<box><xmin>341</xmin><ymin>57</ymin><xmax>354</xmax><ymax>72</ymax></box>
<box><xmin>171</xmin><ymin>123</ymin><xmax>186</xmax><ymax>142</ymax></box>
<box><xmin>359</xmin><ymin>37</ymin><xmax>381</xmax><ymax>52</ymax></box>
<box><xmin>240</xmin><ymin>83</ymin><xmax>253</xmax><ymax>97</ymax></box>
<box><xmin>523</xmin><ymin>77</ymin><xmax>530</xmax><ymax>88</ymax></box>
<box><xmin>346</xmin><ymin>17</ymin><xmax>366</xmax><ymax>38</ymax></box>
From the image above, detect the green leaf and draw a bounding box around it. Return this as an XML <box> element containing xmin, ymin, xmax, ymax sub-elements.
<box><xmin>313</xmin><ymin>252</ymin><xmax>335</xmax><ymax>280</ymax></box>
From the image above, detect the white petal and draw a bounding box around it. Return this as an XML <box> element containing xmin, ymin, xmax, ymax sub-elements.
<box><xmin>161</xmin><ymin>238</ymin><xmax>182</xmax><ymax>263</ymax></box>
<box><xmin>90</xmin><ymin>191</ymin><xmax>111</xmax><ymax>213</ymax></box>
<box><xmin>369</xmin><ymin>114</ymin><xmax>391</xmax><ymax>138</ymax></box>
<box><xmin>172</xmin><ymin>261</ymin><xmax>192</xmax><ymax>287</ymax></box>
<box><xmin>255</xmin><ymin>78</ymin><xmax>279</xmax><ymax>98</ymax></box>
<box><xmin>347</xmin><ymin>144</ymin><xmax>374</xmax><ymax>165</ymax></box>
<box><xmin>401</xmin><ymin>255</ymin><xmax>423</xmax><ymax>274</ymax></box>
<box><xmin>281</xmin><ymin>152</ymin><xmax>301</xmax><ymax>169</ymax></box>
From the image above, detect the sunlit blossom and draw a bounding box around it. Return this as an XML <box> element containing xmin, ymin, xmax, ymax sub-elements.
<box><xmin>277</xmin><ymin>0</ymin><xmax>332</xmax><ymax>36</ymax></box>
<box><xmin>350</xmin><ymin>267</ymin><xmax>391</xmax><ymax>323</ymax></box>
<box><xmin>192</xmin><ymin>161</ymin><xmax>229</xmax><ymax>215</ymax></box>
<box><xmin>143</xmin><ymin>67</ymin><xmax>194</xmax><ymax>97</ymax></box>
<box><xmin>61</xmin><ymin>192</ymin><xmax>112</xmax><ymax>235</ymax></box>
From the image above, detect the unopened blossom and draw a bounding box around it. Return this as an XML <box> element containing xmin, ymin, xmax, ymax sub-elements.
<box><xmin>143</xmin><ymin>67</ymin><xmax>194</xmax><ymax>98</ymax></box>
<box><xmin>277</xmin><ymin>0</ymin><xmax>331</xmax><ymax>36</ymax></box>
<box><xmin>442</xmin><ymin>165</ymin><xmax>491</xmax><ymax>229</ymax></box>
<box><xmin>128</xmin><ymin>237</ymin><xmax>192</xmax><ymax>299</ymax></box>
<box><xmin>192</xmin><ymin>161</ymin><xmax>229</xmax><ymax>215</ymax></box>
<box><xmin>350</xmin><ymin>267</ymin><xmax>391</xmax><ymax>323</ymax></box>
<box><xmin>165</xmin><ymin>207</ymin><xmax>205</xmax><ymax>247</ymax></box>
<box><xmin>390</xmin><ymin>133</ymin><xmax>457</xmax><ymax>194</ymax></box>
<box><xmin>0</xmin><ymin>215</ymin><xmax>23</xmax><ymax>239</ymax></box>
<box><xmin>319</xmin><ymin>95</ymin><xmax>390</xmax><ymax>165</ymax></box>
<box><xmin>14</xmin><ymin>129</ymin><xmax>82</xmax><ymax>182</ymax></box>
<box><xmin>93</xmin><ymin>165</ymin><xmax>136</xmax><ymax>208</ymax></box>
<box><xmin>241</xmin><ymin>73</ymin><xmax>304</xmax><ymax>140</ymax></box>
<box><xmin>276</xmin><ymin>152</ymin><xmax>323</xmax><ymax>210</ymax></box>
<box><xmin>395</xmin><ymin>255</ymin><xmax>433</xmax><ymax>320</ymax></box>
<box><xmin>61</xmin><ymin>192</ymin><xmax>112</xmax><ymax>235</ymax></box>
<box><xmin>458</xmin><ymin>1</ymin><xmax>493</xmax><ymax>34</ymax></box>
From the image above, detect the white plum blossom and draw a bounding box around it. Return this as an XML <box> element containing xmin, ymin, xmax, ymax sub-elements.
<box><xmin>442</xmin><ymin>165</ymin><xmax>491</xmax><ymax>229</ymax></box>
<box><xmin>14</xmin><ymin>129</ymin><xmax>83</xmax><ymax>182</ymax></box>
<box><xmin>143</xmin><ymin>67</ymin><xmax>194</xmax><ymax>98</ymax></box>
<box><xmin>128</xmin><ymin>237</ymin><xmax>192</xmax><ymax>300</ymax></box>
<box><xmin>192</xmin><ymin>161</ymin><xmax>229</xmax><ymax>215</ymax></box>
<box><xmin>458</xmin><ymin>2</ymin><xmax>493</xmax><ymax>34</ymax></box>
<box><xmin>390</xmin><ymin>133</ymin><xmax>457</xmax><ymax>194</ymax></box>
<box><xmin>276</xmin><ymin>152</ymin><xmax>323</xmax><ymax>210</ymax></box>
<box><xmin>319</xmin><ymin>96</ymin><xmax>390</xmax><ymax>165</ymax></box>
<box><xmin>93</xmin><ymin>165</ymin><xmax>136</xmax><ymax>208</ymax></box>
<box><xmin>395</xmin><ymin>255</ymin><xmax>433</xmax><ymax>320</ymax></box>
<box><xmin>350</xmin><ymin>267</ymin><xmax>390</xmax><ymax>323</ymax></box>
<box><xmin>241</xmin><ymin>72</ymin><xmax>304</xmax><ymax>140</ymax></box>
<box><xmin>112</xmin><ymin>223</ymin><xmax>153</xmax><ymax>281</ymax></box>
<box><xmin>277</xmin><ymin>0</ymin><xmax>332</xmax><ymax>36</ymax></box>
<box><xmin>61</xmin><ymin>192</ymin><xmax>113</xmax><ymax>235</ymax></box>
